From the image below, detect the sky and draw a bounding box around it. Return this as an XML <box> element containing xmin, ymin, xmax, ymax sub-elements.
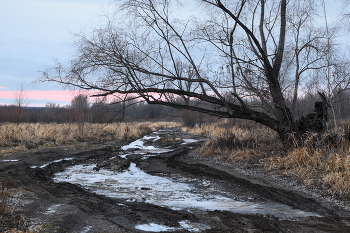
<box><xmin>0</xmin><ymin>0</ymin><xmax>345</xmax><ymax>107</ymax></box>
<box><xmin>0</xmin><ymin>0</ymin><xmax>113</xmax><ymax>107</ymax></box>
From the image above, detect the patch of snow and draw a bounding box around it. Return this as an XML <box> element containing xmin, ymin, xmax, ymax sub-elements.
<box><xmin>182</xmin><ymin>139</ymin><xmax>199</xmax><ymax>144</ymax></box>
<box><xmin>135</xmin><ymin>221</ymin><xmax>210</xmax><ymax>232</ymax></box>
<box><xmin>31</xmin><ymin>157</ymin><xmax>73</xmax><ymax>169</ymax></box>
<box><xmin>179</xmin><ymin>220</ymin><xmax>211</xmax><ymax>232</ymax></box>
<box><xmin>119</xmin><ymin>153</ymin><xmax>130</xmax><ymax>159</ymax></box>
<box><xmin>44</xmin><ymin>204</ymin><xmax>63</xmax><ymax>215</ymax></box>
<box><xmin>143</xmin><ymin>135</ymin><xmax>161</xmax><ymax>141</ymax></box>
<box><xmin>135</xmin><ymin>223</ymin><xmax>177</xmax><ymax>232</ymax></box>
<box><xmin>80</xmin><ymin>226</ymin><xmax>93</xmax><ymax>233</ymax></box>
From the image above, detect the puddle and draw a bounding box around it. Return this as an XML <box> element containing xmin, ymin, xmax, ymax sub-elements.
<box><xmin>53</xmin><ymin>162</ymin><xmax>320</xmax><ymax>218</ymax></box>
<box><xmin>121</xmin><ymin>134</ymin><xmax>172</xmax><ymax>157</ymax></box>
<box><xmin>52</xmin><ymin>130</ymin><xmax>321</xmax><ymax>220</ymax></box>
<box><xmin>135</xmin><ymin>220</ymin><xmax>210</xmax><ymax>232</ymax></box>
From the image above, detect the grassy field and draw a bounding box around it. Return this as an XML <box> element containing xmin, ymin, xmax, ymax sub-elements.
<box><xmin>183</xmin><ymin>119</ymin><xmax>350</xmax><ymax>197</ymax></box>
<box><xmin>0</xmin><ymin>121</ymin><xmax>181</xmax><ymax>155</ymax></box>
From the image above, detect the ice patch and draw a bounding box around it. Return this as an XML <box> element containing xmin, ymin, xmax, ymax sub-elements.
<box><xmin>135</xmin><ymin>221</ymin><xmax>210</xmax><ymax>232</ymax></box>
<box><xmin>53</xmin><ymin>163</ymin><xmax>320</xmax><ymax>217</ymax></box>
<box><xmin>135</xmin><ymin>223</ymin><xmax>177</xmax><ymax>232</ymax></box>
<box><xmin>143</xmin><ymin>135</ymin><xmax>161</xmax><ymax>141</ymax></box>
<box><xmin>44</xmin><ymin>204</ymin><xmax>63</xmax><ymax>215</ymax></box>
<box><xmin>31</xmin><ymin>157</ymin><xmax>73</xmax><ymax>169</ymax></box>
<box><xmin>182</xmin><ymin>139</ymin><xmax>199</xmax><ymax>144</ymax></box>
<box><xmin>121</xmin><ymin>135</ymin><xmax>172</xmax><ymax>155</ymax></box>
<box><xmin>179</xmin><ymin>220</ymin><xmax>211</xmax><ymax>232</ymax></box>
<box><xmin>80</xmin><ymin>226</ymin><xmax>93</xmax><ymax>233</ymax></box>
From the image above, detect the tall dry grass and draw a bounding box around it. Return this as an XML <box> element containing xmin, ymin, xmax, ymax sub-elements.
<box><xmin>183</xmin><ymin>120</ymin><xmax>281</xmax><ymax>162</ymax></box>
<box><xmin>0</xmin><ymin>121</ymin><xmax>181</xmax><ymax>154</ymax></box>
<box><xmin>184</xmin><ymin>119</ymin><xmax>350</xmax><ymax>197</ymax></box>
<box><xmin>268</xmin><ymin>129</ymin><xmax>350</xmax><ymax>196</ymax></box>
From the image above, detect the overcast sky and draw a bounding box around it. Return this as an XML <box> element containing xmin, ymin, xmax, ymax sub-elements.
<box><xmin>0</xmin><ymin>0</ymin><xmax>113</xmax><ymax>106</ymax></box>
<box><xmin>0</xmin><ymin>0</ymin><xmax>345</xmax><ymax>107</ymax></box>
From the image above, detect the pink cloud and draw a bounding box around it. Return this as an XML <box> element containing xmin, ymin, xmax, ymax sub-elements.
<box><xmin>0</xmin><ymin>90</ymin><xmax>97</xmax><ymax>102</ymax></box>
<box><xmin>0</xmin><ymin>89</ymin><xmax>159</xmax><ymax>105</ymax></box>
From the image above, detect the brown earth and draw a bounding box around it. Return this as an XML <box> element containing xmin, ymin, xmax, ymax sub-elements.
<box><xmin>1</xmin><ymin>129</ymin><xmax>350</xmax><ymax>233</ymax></box>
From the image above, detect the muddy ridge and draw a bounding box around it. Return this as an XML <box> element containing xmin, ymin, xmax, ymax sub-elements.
<box><xmin>1</xmin><ymin>128</ymin><xmax>350</xmax><ymax>232</ymax></box>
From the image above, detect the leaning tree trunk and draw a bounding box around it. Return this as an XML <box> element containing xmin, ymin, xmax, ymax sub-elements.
<box><xmin>276</xmin><ymin>107</ymin><xmax>298</xmax><ymax>147</ymax></box>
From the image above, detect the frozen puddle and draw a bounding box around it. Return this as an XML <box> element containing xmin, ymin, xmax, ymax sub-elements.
<box><xmin>135</xmin><ymin>223</ymin><xmax>177</xmax><ymax>232</ymax></box>
<box><xmin>31</xmin><ymin>157</ymin><xmax>73</xmax><ymax>169</ymax></box>
<box><xmin>135</xmin><ymin>221</ymin><xmax>210</xmax><ymax>232</ymax></box>
<box><xmin>121</xmin><ymin>134</ymin><xmax>172</xmax><ymax>157</ymax></box>
<box><xmin>182</xmin><ymin>139</ymin><xmax>202</xmax><ymax>144</ymax></box>
<box><xmin>53</xmin><ymin>162</ymin><xmax>320</xmax><ymax>218</ymax></box>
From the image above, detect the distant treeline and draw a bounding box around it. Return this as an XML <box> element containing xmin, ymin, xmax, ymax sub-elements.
<box><xmin>1</xmin><ymin>91</ymin><xmax>350</xmax><ymax>125</ymax></box>
<box><xmin>0</xmin><ymin>102</ymin><xmax>178</xmax><ymax>123</ymax></box>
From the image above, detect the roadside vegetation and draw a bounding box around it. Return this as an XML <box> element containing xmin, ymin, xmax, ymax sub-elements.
<box><xmin>183</xmin><ymin>119</ymin><xmax>350</xmax><ymax>198</ymax></box>
<box><xmin>0</xmin><ymin>121</ymin><xmax>181</xmax><ymax>155</ymax></box>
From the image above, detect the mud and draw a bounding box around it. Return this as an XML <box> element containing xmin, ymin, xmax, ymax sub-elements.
<box><xmin>1</xmin><ymin>128</ymin><xmax>350</xmax><ymax>232</ymax></box>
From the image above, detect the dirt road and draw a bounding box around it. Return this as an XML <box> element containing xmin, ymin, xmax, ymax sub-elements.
<box><xmin>1</xmin><ymin>128</ymin><xmax>350</xmax><ymax>232</ymax></box>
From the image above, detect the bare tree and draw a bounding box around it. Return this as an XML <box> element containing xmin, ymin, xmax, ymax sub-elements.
<box><xmin>39</xmin><ymin>0</ymin><xmax>345</xmax><ymax>145</ymax></box>
<box><xmin>69</xmin><ymin>94</ymin><xmax>89</xmax><ymax>134</ymax></box>
<box><xmin>280</xmin><ymin>0</ymin><xmax>332</xmax><ymax>116</ymax></box>
<box><xmin>13</xmin><ymin>84</ymin><xmax>29</xmax><ymax>124</ymax></box>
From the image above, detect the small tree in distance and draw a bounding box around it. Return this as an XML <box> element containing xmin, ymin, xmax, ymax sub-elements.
<box><xmin>69</xmin><ymin>94</ymin><xmax>89</xmax><ymax>135</ymax></box>
<box><xmin>13</xmin><ymin>84</ymin><xmax>29</xmax><ymax>124</ymax></box>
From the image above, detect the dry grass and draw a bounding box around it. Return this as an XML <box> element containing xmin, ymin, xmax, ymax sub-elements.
<box><xmin>183</xmin><ymin>120</ymin><xmax>281</xmax><ymax>162</ymax></box>
<box><xmin>184</xmin><ymin>119</ymin><xmax>350</xmax><ymax>197</ymax></box>
<box><xmin>268</xmin><ymin>130</ymin><xmax>350</xmax><ymax>196</ymax></box>
<box><xmin>0</xmin><ymin>121</ymin><xmax>181</xmax><ymax>155</ymax></box>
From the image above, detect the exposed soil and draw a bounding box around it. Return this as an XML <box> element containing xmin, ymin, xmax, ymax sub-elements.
<box><xmin>1</xmin><ymin>128</ymin><xmax>350</xmax><ymax>232</ymax></box>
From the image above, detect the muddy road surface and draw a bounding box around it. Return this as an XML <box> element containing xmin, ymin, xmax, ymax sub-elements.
<box><xmin>1</xmin><ymin>128</ymin><xmax>350</xmax><ymax>232</ymax></box>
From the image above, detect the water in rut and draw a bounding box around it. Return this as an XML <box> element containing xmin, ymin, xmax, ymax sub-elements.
<box><xmin>53</xmin><ymin>129</ymin><xmax>320</xmax><ymax>222</ymax></box>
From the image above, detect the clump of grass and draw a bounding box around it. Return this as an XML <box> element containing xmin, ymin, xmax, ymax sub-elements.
<box><xmin>185</xmin><ymin>119</ymin><xmax>350</xmax><ymax>197</ymax></box>
<box><xmin>268</xmin><ymin>126</ymin><xmax>350</xmax><ymax>196</ymax></box>
<box><xmin>0</xmin><ymin>121</ymin><xmax>181</xmax><ymax>154</ymax></box>
<box><xmin>187</xmin><ymin>120</ymin><xmax>280</xmax><ymax>162</ymax></box>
